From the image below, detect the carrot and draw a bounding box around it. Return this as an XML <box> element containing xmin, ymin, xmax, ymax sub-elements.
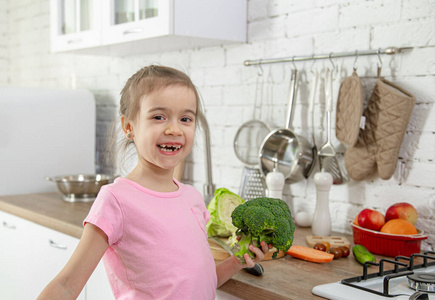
<box><xmin>286</xmin><ymin>245</ymin><xmax>334</xmax><ymax>263</ymax></box>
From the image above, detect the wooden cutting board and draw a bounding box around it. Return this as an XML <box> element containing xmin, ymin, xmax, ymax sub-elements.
<box><xmin>208</xmin><ymin>237</ymin><xmax>285</xmax><ymax>261</ymax></box>
<box><xmin>306</xmin><ymin>235</ymin><xmax>351</xmax><ymax>248</ymax></box>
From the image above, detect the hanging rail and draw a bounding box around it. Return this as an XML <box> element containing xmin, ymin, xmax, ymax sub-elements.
<box><xmin>243</xmin><ymin>46</ymin><xmax>410</xmax><ymax>66</ymax></box>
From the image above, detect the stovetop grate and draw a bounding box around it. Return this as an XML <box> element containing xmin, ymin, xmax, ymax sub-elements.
<box><xmin>341</xmin><ymin>251</ymin><xmax>435</xmax><ymax>297</ymax></box>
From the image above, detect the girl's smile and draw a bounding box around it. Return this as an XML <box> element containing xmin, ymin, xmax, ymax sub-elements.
<box><xmin>157</xmin><ymin>143</ymin><xmax>182</xmax><ymax>153</ymax></box>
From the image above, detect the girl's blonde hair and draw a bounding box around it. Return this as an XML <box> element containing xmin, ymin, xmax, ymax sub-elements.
<box><xmin>108</xmin><ymin>65</ymin><xmax>207</xmax><ymax>173</ymax></box>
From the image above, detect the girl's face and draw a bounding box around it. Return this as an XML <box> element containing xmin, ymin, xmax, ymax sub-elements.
<box><xmin>126</xmin><ymin>85</ymin><xmax>197</xmax><ymax>174</ymax></box>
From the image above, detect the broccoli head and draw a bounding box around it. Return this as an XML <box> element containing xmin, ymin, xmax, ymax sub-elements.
<box><xmin>230</xmin><ymin>197</ymin><xmax>295</xmax><ymax>263</ymax></box>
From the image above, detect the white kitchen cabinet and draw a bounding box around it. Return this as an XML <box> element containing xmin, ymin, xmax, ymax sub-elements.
<box><xmin>0</xmin><ymin>210</ymin><xmax>85</xmax><ymax>299</ymax></box>
<box><xmin>50</xmin><ymin>0</ymin><xmax>102</xmax><ymax>52</ymax></box>
<box><xmin>50</xmin><ymin>0</ymin><xmax>247</xmax><ymax>56</ymax></box>
<box><xmin>0</xmin><ymin>211</ymin><xmax>114</xmax><ymax>300</ymax></box>
<box><xmin>101</xmin><ymin>0</ymin><xmax>170</xmax><ymax>45</ymax></box>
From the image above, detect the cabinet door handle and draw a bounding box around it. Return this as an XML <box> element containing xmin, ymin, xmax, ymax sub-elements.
<box><xmin>67</xmin><ymin>38</ymin><xmax>83</xmax><ymax>44</ymax></box>
<box><xmin>49</xmin><ymin>239</ymin><xmax>68</xmax><ymax>250</ymax></box>
<box><xmin>2</xmin><ymin>221</ymin><xmax>16</xmax><ymax>229</ymax></box>
<box><xmin>123</xmin><ymin>27</ymin><xmax>144</xmax><ymax>35</ymax></box>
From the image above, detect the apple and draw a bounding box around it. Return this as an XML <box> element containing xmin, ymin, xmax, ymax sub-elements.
<box><xmin>357</xmin><ymin>209</ymin><xmax>385</xmax><ymax>231</ymax></box>
<box><xmin>385</xmin><ymin>202</ymin><xmax>418</xmax><ymax>225</ymax></box>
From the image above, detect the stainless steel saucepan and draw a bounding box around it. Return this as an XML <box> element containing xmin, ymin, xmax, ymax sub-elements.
<box><xmin>259</xmin><ymin>69</ymin><xmax>316</xmax><ymax>183</ymax></box>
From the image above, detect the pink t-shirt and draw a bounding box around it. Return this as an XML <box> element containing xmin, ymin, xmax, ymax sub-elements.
<box><xmin>84</xmin><ymin>178</ymin><xmax>217</xmax><ymax>300</ymax></box>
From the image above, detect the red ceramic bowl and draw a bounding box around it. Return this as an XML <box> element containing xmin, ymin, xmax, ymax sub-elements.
<box><xmin>351</xmin><ymin>223</ymin><xmax>427</xmax><ymax>257</ymax></box>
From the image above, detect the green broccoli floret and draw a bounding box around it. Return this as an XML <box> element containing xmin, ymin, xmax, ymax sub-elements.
<box><xmin>230</xmin><ymin>197</ymin><xmax>295</xmax><ymax>264</ymax></box>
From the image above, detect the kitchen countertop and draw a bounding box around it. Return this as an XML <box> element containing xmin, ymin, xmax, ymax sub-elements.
<box><xmin>0</xmin><ymin>192</ymin><xmax>92</xmax><ymax>239</ymax></box>
<box><xmin>0</xmin><ymin>192</ymin><xmax>388</xmax><ymax>299</ymax></box>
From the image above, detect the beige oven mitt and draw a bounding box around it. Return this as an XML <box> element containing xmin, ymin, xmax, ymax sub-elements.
<box><xmin>336</xmin><ymin>70</ymin><xmax>364</xmax><ymax>147</ymax></box>
<box><xmin>344</xmin><ymin>78</ymin><xmax>415</xmax><ymax>181</ymax></box>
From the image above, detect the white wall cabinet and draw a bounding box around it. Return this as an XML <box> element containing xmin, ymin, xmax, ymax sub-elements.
<box><xmin>101</xmin><ymin>0</ymin><xmax>171</xmax><ymax>45</ymax></box>
<box><xmin>50</xmin><ymin>0</ymin><xmax>247</xmax><ymax>56</ymax></box>
<box><xmin>0</xmin><ymin>211</ymin><xmax>114</xmax><ymax>300</ymax></box>
<box><xmin>50</xmin><ymin>0</ymin><xmax>102</xmax><ymax>52</ymax></box>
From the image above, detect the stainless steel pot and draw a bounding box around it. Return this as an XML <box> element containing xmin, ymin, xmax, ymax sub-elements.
<box><xmin>259</xmin><ymin>69</ymin><xmax>316</xmax><ymax>183</ymax></box>
<box><xmin>46</xmin><ymin>174</ymin><xmax>116</xmax><ymax>202</ymax></box>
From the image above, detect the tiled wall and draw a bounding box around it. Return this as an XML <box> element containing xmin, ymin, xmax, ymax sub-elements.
<box><xmin>3</xmin><ymin>0</ymin><xmax>435</xmax><ymax>250</ymax></box>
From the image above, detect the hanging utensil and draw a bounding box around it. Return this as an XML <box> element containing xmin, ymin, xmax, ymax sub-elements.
<box><xmin>318</xmin><ymin>68</ymin><xmax>343</xmax><ymax>184</ymax></box>
<box><xmin>259</xmin><ymin>69</ymin><xmax>315</xmax><ymax>183</ymax></box>
<box><xmin>238</xmin><ymin>167</ymin><xmax>266</xmax><ymax>200</ymax></box>
<box><xmin>234</xmin><ymin>66</ymin><xmax>271</xmax><ymax>200</ymax></box>
<box><xmin>309</xmin><ymin>68</ymin><xmax>320</xmax><ymax>170</ymax></box>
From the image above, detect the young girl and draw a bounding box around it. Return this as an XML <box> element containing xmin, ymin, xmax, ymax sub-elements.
<box><xmin>38</xmin><ymin>65</ymin><xmax>271</xmax><ymax>300</ymax></box>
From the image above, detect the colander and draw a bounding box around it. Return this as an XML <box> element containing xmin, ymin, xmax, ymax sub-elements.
<box><xmin>46</xmin><ymin>174</ymin><xmax>116</xmax><ymax>202</ymax></box>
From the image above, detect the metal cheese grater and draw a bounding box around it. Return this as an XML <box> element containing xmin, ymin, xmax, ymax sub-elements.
<box><xmin>234</xmin><ymin>68</ymin><xmax>270</xmax><ymax>201</ymax></box>
<box><xmin>239</xmin><ymin>167</ymin><xmax>266</xmax><ymax>201</ymax></box>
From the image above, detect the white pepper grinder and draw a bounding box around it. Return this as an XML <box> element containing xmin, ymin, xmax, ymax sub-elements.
<box><xmin>312</xmin><ymin>170</ymin><xmax>333</xmax><ymax>236</ymax></box>
<box><xmin>266</xmin><ymin>160</ymin><xmax>285</xmax><ymax>199</ymax></box>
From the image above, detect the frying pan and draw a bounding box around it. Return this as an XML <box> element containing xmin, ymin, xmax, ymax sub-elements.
<box><xmin>259</xmin><ymin>69</ymin><xmax>316</xmax><ymax>182</ymax></box>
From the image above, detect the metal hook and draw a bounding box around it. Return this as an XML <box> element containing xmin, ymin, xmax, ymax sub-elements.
<box><xmin>329</xmin><ymin>53</ymin><xmax>336</xmax><ymax>79</ymax></box>
<box><xmin>257</xmin><ymin>59</ymin><xmax>264</xmax><ymax>76</ymax></box>
<box><xmin>353</xmin><ymin>50</ymin><xmax>358</xmax><ymax>71</ymax></box>
<box><xmin>329</xmin><ymin>52</ymin><xmax>337</xmax><ymax>71</ymax></box>
<box><xmin>310</xmin><ymin>55</ymin><xmax>316</xmax><ymax>73</ymax></box>
<box><xmin>291</xmin><ymin>56</ymin><xmax>297</xmax><ymax>70</ymax></box>
<box><xmin>377</xmin><ymin>48</ymin><xmax>383</xmax><ymax>68</ymax></box>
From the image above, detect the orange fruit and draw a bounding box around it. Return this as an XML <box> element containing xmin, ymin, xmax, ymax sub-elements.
<box><xmin>380</xmin><ymin>219</ymin><xmax>418</xmax><ymax>235</ymax></box>
<box><xmin>354</xmin><ymin>215</ymin><xmax>359</xmax><ymax>226</ymax></box>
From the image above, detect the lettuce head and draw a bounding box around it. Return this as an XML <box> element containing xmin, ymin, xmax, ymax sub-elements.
<box><xmin>206</xmin><ymin>188</ymin><xmax>245</xmax><ymax>237</ymax></box>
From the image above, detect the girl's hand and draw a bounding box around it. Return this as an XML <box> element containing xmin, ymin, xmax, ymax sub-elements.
<box><xmin>216</xmin><ymin>240</ymin><xmax>274</xmax><ymax>287</ymax></box>
<box><xmin>243</xmin><ymin>241</ymin><xmax>273</xmax><ymax>268</ymax></box>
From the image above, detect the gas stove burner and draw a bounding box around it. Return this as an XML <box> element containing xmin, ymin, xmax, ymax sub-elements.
<box><xmin>313</xmin><ymin>251</ymin><xmax>435</xmax><ymax>299</ymax></box>
<box><xmin>408</xmin><ymin>273</ymin><xmax>435</xmax><ymax>292</ymax></box>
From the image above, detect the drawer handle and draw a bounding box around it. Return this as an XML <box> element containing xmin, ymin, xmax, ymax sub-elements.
<box><xmin>49</xmin><ymin>239</ymin><xmax>68</xmax><ymax>250</ymax></box>
<box><xmin>123</xmin><ymin>27</ymin><xmax>143</xmax><ymax>35</ymax></box>
<box><xmin>2</xmin><ymin>221</ymin><xmax>16</xmax><ymax>229</ymax></box>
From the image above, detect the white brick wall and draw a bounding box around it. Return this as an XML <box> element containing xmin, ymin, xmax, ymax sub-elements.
<box><xmin>0</xmin><ymin>0</ymin><xmax>9</xmax><ymax>84</ymax></box>
<box><xmin>2</xmin><ymin>0</ymin><xmax>435</xmax><ymax>250</ymax></box>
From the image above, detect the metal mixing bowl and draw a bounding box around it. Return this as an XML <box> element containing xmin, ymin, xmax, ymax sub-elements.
<box><xmin>46</xmin><ymin>174</ymin><xmax>116</xmax><ymax>202</ymax></box>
